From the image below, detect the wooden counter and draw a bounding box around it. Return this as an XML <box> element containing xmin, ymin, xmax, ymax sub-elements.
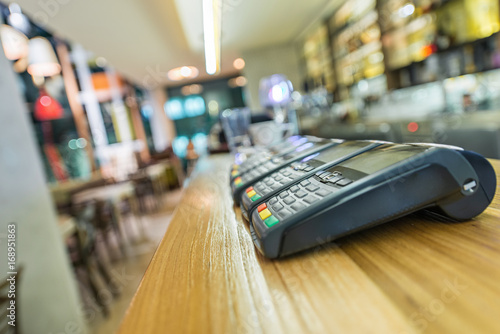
<box><xmin>119</xmin><ymin>155</ymin><xmax>500</xmax><ymax>334</ymax></box>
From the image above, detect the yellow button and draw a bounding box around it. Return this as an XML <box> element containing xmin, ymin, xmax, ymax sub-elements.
<box><xmin>259</xmin><ymin>209</ymin><xmax>272</xmax><ymax>220</ymax></box>
<box><xmin>247</xmin><ymin>190</ymin><xmax>256</xmax><ymax>198</ymax></box>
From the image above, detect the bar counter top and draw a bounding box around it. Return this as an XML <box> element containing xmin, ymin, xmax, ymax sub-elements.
<box><xmin>118</xmin><ymin>155</ymin><xmax>500</xmax><ymax>334</ymax></box>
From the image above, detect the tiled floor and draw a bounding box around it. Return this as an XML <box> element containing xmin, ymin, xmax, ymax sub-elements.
<box><xmin>87</xmin><ymin>189</ymin><xmax>183</xmax><ymax>334</ymax></box>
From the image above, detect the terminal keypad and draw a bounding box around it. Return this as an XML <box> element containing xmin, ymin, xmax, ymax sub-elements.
<box><xmin>244</xmin><ymin>163</ymin><xmax>316</xmax><ymax>200</ymax></box>
<box><xmin>258</xmin><ymin>171</ymin><xmax>357</xmax><ymax>227</ymax></box>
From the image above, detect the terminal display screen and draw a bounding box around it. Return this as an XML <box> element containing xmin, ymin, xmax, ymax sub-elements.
<box><xmin>280</xmin><ymin>140</ymin><xmax>328</xmax><ymax>161</ymax></box>
<box><xmin>337</xmin><ymin>145</ymin><xmax>428</xmax><ymax>175</ymax></box>
<box><xmin>302</xmin><ymin>141</ymin><xmax>375</xmax><ymax>168</ymax></box>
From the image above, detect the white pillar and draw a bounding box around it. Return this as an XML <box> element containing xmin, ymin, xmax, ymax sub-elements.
<box><xmin>72</xmin><ymin>44</ymin><xmax>108</xmax><ymax>148</ymax></box>
<box><xmin>147</xmin><ymin>87</ymin><xmax>176</xmax><ymax>152</ymax></box>
<box><xmin>0</xmin><ymin>20</ymin><xmax>87</xmax><ymax>334</ymax></box>
<box><xmin>106</xmin><ymin>67</ymin><xmax>133</xmax><ymax>142</ymax></box>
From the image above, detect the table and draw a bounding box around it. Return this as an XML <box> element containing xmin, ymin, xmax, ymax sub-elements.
<box><xmin>71</xmin><ymin>182</ymin><xmax>135</xmax><ymax>204</ymax></box>
<box><xmin>49</xmin><ymin>171</ymin><xmax>105</xmax><ymax>207</ymax></box>
<box><xmin>145</xmin><ymin>163</ymin><xmax>169</xmax><ymax>197</ymax></box>
<box><xmin>145</xmin><ymin>163</ymin><xmax>168</xmax><ymax>179</ymax></box>
<box><xmin>58</xmin><ymin>214</ymin><xmax>77</xmax><ymax>240</ymax></box>
<box><xmin>72</xmin><ymin>182</ymin><xmax>141</xmax><ymax>247</ymax></box>
<box><xmin>118</xmin><ymin>155</ymin><xmax>500</xmax><ymax>334</ymax></box>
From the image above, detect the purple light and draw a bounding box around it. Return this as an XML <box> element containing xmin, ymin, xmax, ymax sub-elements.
<box><xmin>295</xmin><ymin>142</ymin><xmax>314</xmax><ymax>152</ymax></box>
<box><xmin>301</xmin><ymin>153</ymin><xmax>319</xmax><ymax>162</ymax></box>
<box><xmin>234</xmin><ymin>153</ymin><xmax>246</xmax><ymax>165</ymax></box>
<box><xmin>258</xmin><ymin>74</ymin><xmax>294</xmax><ymax>107</ymax></box>
<box><xmin>293</xmin><ymin>138</ymin><xmax>308</xmax><ymax>147</ymax></box>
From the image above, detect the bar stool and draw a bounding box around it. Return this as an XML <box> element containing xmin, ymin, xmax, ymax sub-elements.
<box><xmin>93</xmin><ymin>199</ymin><xmax>126</xmax><ymax>261</ymax></box>
<box><xmin>69</xmin><ymin>202</ymin><xmax>121</xmax><ymax>317</ymax></box>
<box><xmin>117</xmin><ymin>195</ymin><xmax>145</xmax><ymax>242</ymax></box>
<box><xmin>131</xmin><ymin>174</ymin><xmax>159</xmax><ymax>214</ymax></box>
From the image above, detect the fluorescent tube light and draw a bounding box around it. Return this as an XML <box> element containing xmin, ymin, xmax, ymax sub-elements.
<box><xmin>203</xmin><ymin>0</ymin><xmax>221</xmax><ymax>75</ymax></box>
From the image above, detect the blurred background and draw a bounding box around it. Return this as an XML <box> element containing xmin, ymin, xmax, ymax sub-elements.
<box><xmin>1</xmin><ymin>0</ymin><xmax>500</xmax><ymax>333</ymax></box>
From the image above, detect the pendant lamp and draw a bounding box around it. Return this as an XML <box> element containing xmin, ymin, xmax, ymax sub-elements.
<box><xmin>34</xmin><ymin>87</ymin><xmax>64</xmax><ymax>121</ymax></box>
<box><xmin>7</xmin><ymin>3</ymin><xmax>31</xmax><ymax>35</ymax></box>
<box><xmin>28</xmin><ymin>37</ymin><xmax>61</xmax><ymax>77</ymax></box>
<box><xmin>0</xmin><ymin>24</ymin><xmax>29</xmax><ymax>60</ymax></box>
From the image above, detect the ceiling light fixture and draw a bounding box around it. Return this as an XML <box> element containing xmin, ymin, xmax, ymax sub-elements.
<box><xmin>233</xmin><ymin>58</ymin><xmax>245</xmax><ymax>70</ymax></box>
<box><xmin>228</xmin><ymin>76</ymin><xmax>247</xmax><ymax>88</ymax></box>
<box><xmin>180</xmin><ymin>66</ymin><xmax>192</xmax><ymax>77</ymax></box>
<box><xmin>0</xmin><ymin>24</ymin><xmax>29</xmax><ymax>60</ymax></box>
<box><xmin>7</xmin><ymin>3</ymin><xmax>31</xmax><ymax>35</ymax></box>
<box><xmin>167</xmin><ymin>66</ymin><xmax>199</xmax><ymax>81</ymax></box>
<box><xmin>27</xmin><ymin>37</ymin><xmax>61</xmax><ymax>77</ymax></box>
<box><xmin>181</xmin><ymin>84</ymin><xmax>203</xmax><ymax>96</ymax></box>
<box><xmin>203</xmin><ymin>0</ymin><xmax>221</xmax><ymax>75</ymax></box>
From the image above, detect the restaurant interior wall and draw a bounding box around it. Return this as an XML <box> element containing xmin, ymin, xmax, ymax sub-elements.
<box><xmin>165</xmin><ymin>76</ymin><xmax>246</xmax><ymax>158</ymax></box>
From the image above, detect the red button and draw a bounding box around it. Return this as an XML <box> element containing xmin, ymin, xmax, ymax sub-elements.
<box><xmin>246</xmin><ymin>186</ymin><xmax>254</xmax><ymax>193</ymax></box>
<box><xmin>257</xmin><ymin>203</ymin><xmax>267</xmax><ymax>212</ymax></box>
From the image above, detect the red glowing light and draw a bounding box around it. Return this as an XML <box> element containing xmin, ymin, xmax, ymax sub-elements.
<box><xmin>407</xmin><ymin>122</ymin><xmax>419</xmax><ymax>133</ymax></box>
<box><xmin>34</xmin><ymin>87</ymin><xmax>63</xmax><ymax>121</ymax></box>
<box><xmin>40</xmin><ymin>96</ymin><xmax>52</xmax><ymax>107</ymax></box>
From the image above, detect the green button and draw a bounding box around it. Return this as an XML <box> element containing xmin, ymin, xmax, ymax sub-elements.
<box><xmin>250</xmin><ymin>194</ymin><xmax>262</xmax><ymax>202</ymax></box>
<box><xmin>264</xmin><ymin>216</ymin><xmax>280</xmax><ymax>227</ymax></box>
<box><xmin>236</xmin><ymin>183</ymin><xmax>243</xmax><ymax>187</ymax></box>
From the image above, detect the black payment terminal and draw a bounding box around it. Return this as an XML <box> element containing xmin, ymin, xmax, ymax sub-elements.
<box><xmin>230</xmin><ymin>135</ymin><xmax>310</xmax><ymax>181</ymax></box>
<box><xmin>231</xmin><ymin>137</ymin><xmax>343</xmax><ymax>205</ymax></box>
<box><xmin>249</xmin><ymin>143</ymin><xmax>497</xmax><ymax>258</ymax></box>
<box><xmin>240</xmin><ymin>140</ymin><xmax>388</xmax><ymax>220</ymax></box>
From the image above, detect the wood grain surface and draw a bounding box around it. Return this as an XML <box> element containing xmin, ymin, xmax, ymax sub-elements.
<box><xmin>118</xmin><ymin>156</ymin><xmax>500</xmax><ymax>334</ymax></box>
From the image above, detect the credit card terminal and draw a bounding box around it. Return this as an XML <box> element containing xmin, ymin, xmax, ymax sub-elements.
<box><xmin>240</xmin><ymin>140</ymin><xmax>387</xmax><ymax>220</ymax></box>
<box><xmin>231</xmin><ymin>135</ymin><xmax>312</xmax><ymax>181</ymax></box>
<box><xmin>249</xmin><ymin>143</ymin><xmax>497</xmax><ymax>258</ymax></box>
<box><xmin>231</xmin><ymin>138</ymin><xmax>343</xmax><ymax>205</ymax></box>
